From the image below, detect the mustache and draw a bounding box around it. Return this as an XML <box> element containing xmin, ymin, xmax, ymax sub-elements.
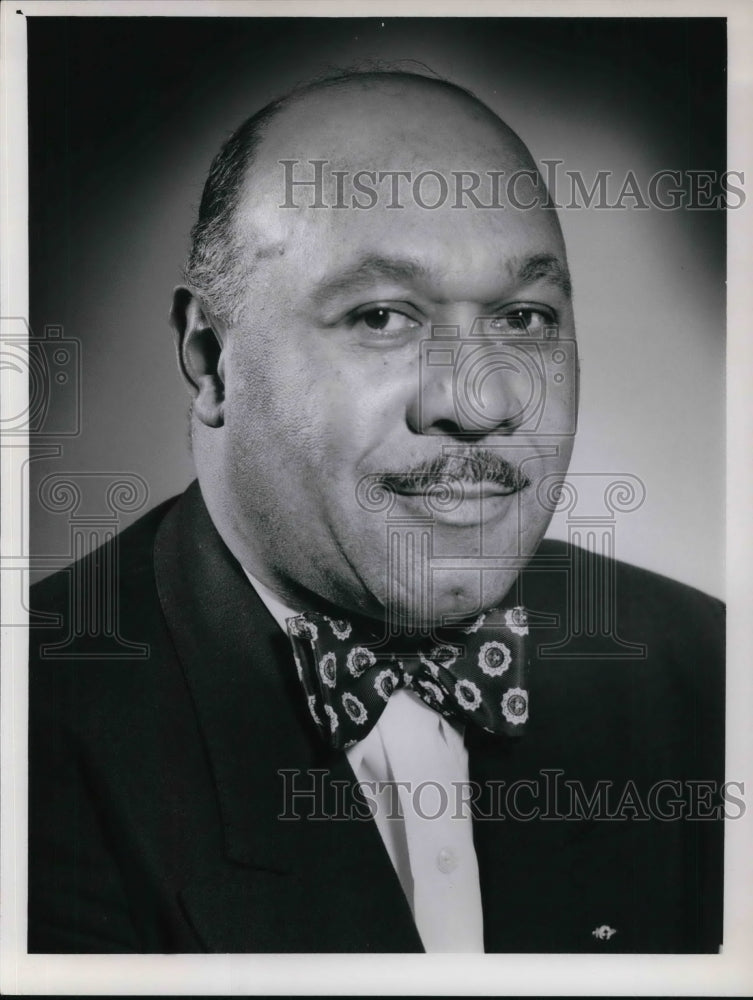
<box><xmin>378</xmin><ymin>450</ymin><xmax>531</xmax><ymax>494</ymax></box>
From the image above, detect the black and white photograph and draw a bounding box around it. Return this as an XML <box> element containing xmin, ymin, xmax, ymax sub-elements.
<box><xmin>1</xmin><ymin>0</ymin><xmax>751</xmax><ymax>995</ymax></box>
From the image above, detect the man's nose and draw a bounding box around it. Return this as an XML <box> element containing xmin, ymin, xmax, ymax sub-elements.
<box><xmin>407</xmin><ymin>339</ymin><xmax>531</xmax><ymax>438</ymax></box>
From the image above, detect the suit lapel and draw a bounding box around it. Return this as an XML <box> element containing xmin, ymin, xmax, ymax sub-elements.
<box><xmin>154</xmin><ymin>482</ymin><xmax>422</xmax><ymax>951</ymax></box>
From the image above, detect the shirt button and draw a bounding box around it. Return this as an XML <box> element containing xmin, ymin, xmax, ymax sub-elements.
<box><xmin>436</xmin><ymin>846</ymin><xmax>458</xmax><ymax>874</ymax></box>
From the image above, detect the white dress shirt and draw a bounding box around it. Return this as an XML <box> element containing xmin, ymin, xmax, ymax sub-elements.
<box><xmin>244</xmin><ymin>570</ymin><xmax>485</xmax><ymax>952</ymax></box>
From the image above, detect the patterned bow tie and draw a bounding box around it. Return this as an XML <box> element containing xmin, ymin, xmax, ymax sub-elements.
<box><xmin>286</xmin><ymin>606</ymin><xmax>530</xmax><ymax>750</ymax></box>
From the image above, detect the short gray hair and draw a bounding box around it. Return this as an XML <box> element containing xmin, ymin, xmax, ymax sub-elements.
<box><xmin>182</xmin><ymin>98</ymin><xmax>284</xmax><ymax>324</ymax></box>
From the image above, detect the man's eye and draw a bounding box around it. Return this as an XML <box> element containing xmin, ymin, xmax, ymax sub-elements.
<box><xmin>355</xmin><ymin>308</ymin><xmax>420</xmax><ymax>335</ymax></box>
<box><xmin>490</xmin><ymin>309</ymin><xmax>555</xmax><ymax>334</ymax></box>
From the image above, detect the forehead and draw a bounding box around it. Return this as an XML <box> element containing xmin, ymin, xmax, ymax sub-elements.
<box><xmin>238</xmin><ymin>185</ymin><xmax>565</xmax><ymax>306</ymax></box>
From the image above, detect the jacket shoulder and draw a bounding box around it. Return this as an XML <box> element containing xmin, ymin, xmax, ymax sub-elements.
<box><xmin>30</xmin><ymin>494</ymin><xmax>179</xmax><ymax>620</ymax></box>
<box><xmin>535</xmin><ymin>536</ymin><xmax>724</xmax><ymax>623</ymax></box>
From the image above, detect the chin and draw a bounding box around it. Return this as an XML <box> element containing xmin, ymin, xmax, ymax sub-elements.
<box><xmin>380</xmin><ymin>567</ymin><xmax>524</xmax><ymax>630</ymax></box>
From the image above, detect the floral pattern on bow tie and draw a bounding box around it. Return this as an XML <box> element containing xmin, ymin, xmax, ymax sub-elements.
<box><xmin>287</xmin><ymin>606</ymin><xmax>530</xmax><ymax>750</ymax></box>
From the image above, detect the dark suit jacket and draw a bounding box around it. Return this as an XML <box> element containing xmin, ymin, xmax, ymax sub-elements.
<box><xmin>28</xmin><ymin>481</ymin><xmax>725</xmax><ymax>953</ymax></box>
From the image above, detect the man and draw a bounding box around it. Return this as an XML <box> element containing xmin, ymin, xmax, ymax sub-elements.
<box><xmin>28</xmin><ymin>71</ymin><xmax>724</xmax><ymax>953</ymax></box>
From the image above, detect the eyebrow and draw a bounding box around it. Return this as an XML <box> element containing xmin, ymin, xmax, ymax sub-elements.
<box><xmin>310</xmin><ymin>250</ymin><xmax>572</xmax><ymax>305</ymax></box>
<box><xmin>515</xmin><ymin>253</ymin><xmax>572</xmax><ymax>298</ymax></box>
<box><xmin>310</xmin><ymin>255</ymin><xmax>430</xmax><ymax>306</ymax></box>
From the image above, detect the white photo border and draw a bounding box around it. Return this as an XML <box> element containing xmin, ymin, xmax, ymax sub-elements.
<box><xmin>2</xmin><ymin>0</ymin><xmax>751</xmax><ymax>995</ymax></box>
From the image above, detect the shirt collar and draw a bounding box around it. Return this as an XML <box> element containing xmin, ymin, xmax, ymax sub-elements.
<box><xmin>242</xmin><ymin>568</ymin><xmax>299</xmax><ymax>634</ymax></box>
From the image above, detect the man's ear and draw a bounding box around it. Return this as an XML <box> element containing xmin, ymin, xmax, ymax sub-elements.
<box><xmin>170</xmin><ymin>286</ymin><xmax>225</xmax><ymax>428</ymax></box>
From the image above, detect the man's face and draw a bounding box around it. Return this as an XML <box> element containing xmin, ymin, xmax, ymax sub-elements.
<box><xmin>203</xmin><ymin>83</ymin><xmax>577</xmax><ymax>624</ymax></box>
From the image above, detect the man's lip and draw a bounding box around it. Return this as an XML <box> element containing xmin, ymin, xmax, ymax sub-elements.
<box><xmin>390</xmin><ymin>482</ymin><xmax>524</xmax><ymax>527</ymax></box>
<box><xmin>390</xmin><ymin>480</ymin><xmax>526</xmax><ymax>499</ymax></box>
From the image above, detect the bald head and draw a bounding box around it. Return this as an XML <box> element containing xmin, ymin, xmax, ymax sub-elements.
<box><xmin>262</xmin><ymin>71</ymin><xmax>536</xmax><ymax>172</ymax></box>
<box><xmin>184</xmin><ymin>70</ymin><xmax>549</xmax><ymax>323</ymax></box>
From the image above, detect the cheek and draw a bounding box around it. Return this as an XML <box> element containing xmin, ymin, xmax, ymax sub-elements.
<box><xmin>223</xmin><ymin>349</ymin><xmax>359</xmax><ymax>488</ymax></box>
<box><xmin>225</xmin><ymin>336</ymin><xmax>316</xmax><ymax>435</ymax></box>
<box><xmin>224</xmin><ymin>327</ymin><xmax>416</xmax><ymax>486</ymax></box>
